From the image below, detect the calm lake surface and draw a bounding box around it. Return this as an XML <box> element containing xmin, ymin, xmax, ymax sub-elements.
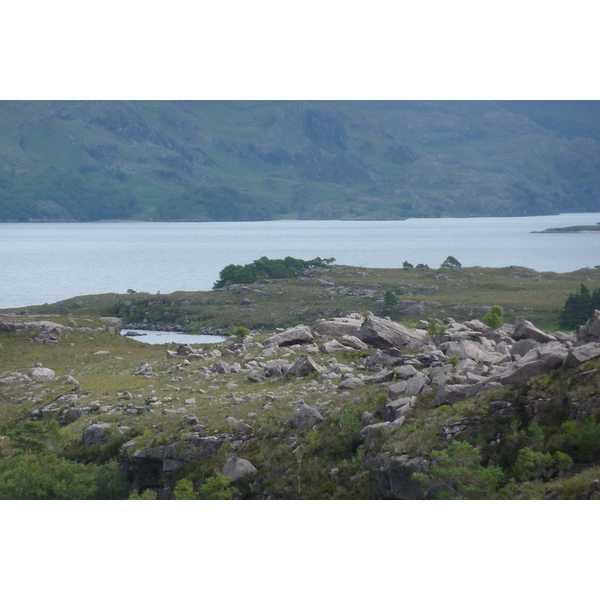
<box><xmin>2</xmin><ymin>213</ymin><xmax>600</xmax><ymax>309</ymax></box>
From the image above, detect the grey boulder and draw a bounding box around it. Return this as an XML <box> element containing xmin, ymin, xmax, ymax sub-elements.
<box><xmin>357</xmin><ymin>313</ymin><xmax>429</xmax><ymax>351</ymax></box>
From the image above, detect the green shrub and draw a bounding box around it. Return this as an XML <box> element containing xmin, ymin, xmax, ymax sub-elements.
<box><xmin>6</xmin><ymin>419</ymin><xmax>61</xmax><ymax>454</ymax></box>
<box><xmin>0</xmin><ymin>455</ymin><xmax>128</xmax><ymax>500</ymax></box>
<box><xmin>129</xmin><ymin>489</ymin><xmax>158</xmax><ymax>500</ymax></box>
<box><xmin>555</xmin><ymin>415</ymin><xmax>600</xmax><ymax>464</ymax></box>
<box><xmin>198</xmin><ymin>474</ymin><xmax>235</xmax><ymax>500</ymax></box>
<box><xmin>413</xmin><ymin>440</ymin><xmax>507</xmax><ymax>499</ymax></box>
<box><xmin>428</xmin><ymin>321</ymin><xmax>447</xmax><ymax>344</ymax></box>
<box><xmin>174</xmin><ymin>478</ymin><xmax>198</xmax><ymax>500</ymax></box>
<box><xmin>482</xmin><ymin>305</ymin><xmax>504</xmax><ymax>329</ymax></box>
<box><xmin>511</xmin><ymin>447</ymin><xmax>554</xmax><ymax>482</ymax></box>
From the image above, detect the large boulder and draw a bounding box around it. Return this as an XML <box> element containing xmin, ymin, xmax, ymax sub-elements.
<box><xmin>513</xmin><ymin>318</ymin><xmax>557</xmax><ymax>344</ymax></box>
<box><xmin>289</xmin><ymin>401</ymin><xmax>323</xmax><ymax>429</ymax></box>
<box><xmin>510</xmin><ymin>338</ymin><xmax>538</xmax><ymax>358</ymax></box>
<box><xmin>499</xmin><ymin>359</ymin><xmax>546</xmax><ymax>385</ymax></box>
<box><xmin>319</xmin><ymin>339</ymin><xmax>351</xmax><ymax>354</ymax></box>
<box><xmin>83</xmin><ymin>423</ymin><xmax>112</xmax><ymax>446</ymax></box>
<box><xmin>565</xmin><ymin>343</ymin><xmax>600</xmax><ymax>368</ymax></box>
<box><xmin>263</xmin><ymin>359</ymin><xmax>291</xmax><ymax>377</ymax></box>
<box><xmin>357</xmin><ymin>313</ymin><xmax>429</xmax><ymax>351</ymax></box>
<box><xmin>337</xmin><ymin>377</ymin><xmax>365</xmax><ymax>390</ymax></box>
<box><xmin>99</xmin><ymin>316</ymin><xmax>122</xmax><ymax>334</ymax></box>
<box><xmin>436</xmin><ymin>381</ymin><xmax>485</xmax><ymax>405</ymax></box>
<box><xmin>338</xmin><ymin>335</ymin><xmax>370</xmax><ymax>351</ymax></box>
<box><xmin>372</xmin><ymin>452</ymin><xmax>431</xmax><ymax>500</ymax></box>
<box><xmin>538</xmin><ymin>342</ymin><xmax>569</xmax><ymax>369</ymax></box>
<box><xmin>264</xmin><ymin>325</ymin><xmax>314</xmax><ymax>347</ymax></box>
<box><xmin>439</xmin><ymin>340</ymin><xmax>487</xmax><ymax>363</ymax></box>
<box><xmin>222</xmin><ymin>457</ymin><xmax>257</xmax><ymax>480</ymax></box>
<box><xmin>28</xmin><ymin>366</ymin><xmax>56</xmax><ymax>380</ymax></box>
<box><xmin>384</xmin><ymin>396</ymin><xmax>417</xmax><ymax>421</ymax></box>
<box><xmin>288</xmin><ymin>354</ymin><xmax>325</xmax><ymax>377</ymax></box>
<box><xmin>578</xmin><ymin>310</ymin><xmax>600</xmax><ymax>343</ymax></box>
<box><xmin>314</xmin><ymin>316</ymin><xmax>363</xmax><ymax>337</ymax></box>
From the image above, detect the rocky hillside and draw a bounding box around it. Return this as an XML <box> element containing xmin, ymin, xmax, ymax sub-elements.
<box><xmin>1</xmin><ymin>308</ymin><xmax>599</xmax><ymax>499</ymax></box>
<box><xmin>0</xmin><ymin>100</ymin><xmax>598</xmax><ymax>221</ymax></box>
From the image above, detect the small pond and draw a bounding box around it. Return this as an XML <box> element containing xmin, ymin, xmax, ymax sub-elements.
<box><xmin>121</xmin><ymin>329</ymin><xmax>226</xmax><ymax>345</ymax></box>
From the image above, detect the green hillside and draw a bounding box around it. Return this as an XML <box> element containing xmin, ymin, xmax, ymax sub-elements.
<box><xmin>0</xmin><ymin>100</ymin><xmax>598</xmax><ymax>221</ymax></box>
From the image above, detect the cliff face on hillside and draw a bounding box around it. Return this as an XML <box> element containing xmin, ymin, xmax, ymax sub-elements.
<box><xmin>0</xmin><ymin>100</ymin><xmax>598</xmax><ymax>221</ymax></box>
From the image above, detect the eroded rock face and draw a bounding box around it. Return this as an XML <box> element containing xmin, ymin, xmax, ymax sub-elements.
<box><xmin>357</xmin><ymin>313</ymin><xmax>429</xmax><ymax>350</ymax></box>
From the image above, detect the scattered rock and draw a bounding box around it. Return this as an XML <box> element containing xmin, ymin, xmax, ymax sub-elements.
<box><xmin>337</xmin><ymin>377</ymin><xmax>365</xmax><ymax>390</ymax></box>
<box><xmin>28</xmin><ymin>366</ymin><xmax>56</xmax><ymax>380</ymax></box>
<box><xmin>289</xmin><ymin>401</ymin><xmax>323</xmax><ymax>429</ymax></box>
<box><xmin>135</xmin><ymin>362</ymin><xmax>153</xmax><ymax>376</ymax></box>
<box><xmin>222</xmin><ymin>457</ymin><xmax>258</xmax><ymax>480</ymax></box>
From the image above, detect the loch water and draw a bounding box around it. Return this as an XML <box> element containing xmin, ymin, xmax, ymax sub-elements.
<box><xmin>2</xmin><ymin>213</ymin><xmax>600</xmax><ymax>309</ymax></box>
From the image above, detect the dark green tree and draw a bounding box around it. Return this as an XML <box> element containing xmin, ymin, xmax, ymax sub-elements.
<box><xmin>382</xmin><ymin>290</ymin><xmax>398</xmax><ymax>315</ymax></box>
<box><xmin>441</xmin><ymin>256</ymin><xmax>461</xmax><ymax>268</ymax></box>
<box><xmin>559</xmin><ymin>284</ymin><xmax>597</xmax><ymax>329</ymax></box>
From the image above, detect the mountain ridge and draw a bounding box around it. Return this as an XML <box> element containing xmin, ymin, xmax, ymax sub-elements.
<box><xmin>0</xmin><ymin>100</ymin><xmax>598</xmax><ymax>221</ymax></box>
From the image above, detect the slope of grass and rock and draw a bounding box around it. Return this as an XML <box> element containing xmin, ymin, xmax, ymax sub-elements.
<box><xmin>2</xmin><ymin>302</ymin><xmax>600</xmax><ymax>500</ymax></box>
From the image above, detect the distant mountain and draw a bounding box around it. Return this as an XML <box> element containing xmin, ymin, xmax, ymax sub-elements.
<box><xmin>0</xmin><ymin>100</ymin><xmax>598</xmax><ymax>221</ymax></box>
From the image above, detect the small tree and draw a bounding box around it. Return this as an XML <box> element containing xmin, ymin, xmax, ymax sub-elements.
<box><xmin>482</xmin><ymin>305</ymin><xmax>504</xmax><ymax>329</ymax></box>
<box><xmin>427</xmin><ymin>320</ymin><xmax>447</xmax><ymax>344</ymax></box>
<box><xmin>382</xmin><ymin>290</ymin><xmax>398</xmax><ymax>315</ymax></box>
<box><xmin>231</xmin><ymin>326</ymin><xmax>251</xmax><ymax>342</ymax></box>
<box><xmin>441</xmin><ymin>256</ymin><xmax>461</xmax><ymax>269</ymax></box>
<box><xmin>402</xmin><ymin>261</ymin><xmax>413</xmax><ymax>269</ymax></box>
